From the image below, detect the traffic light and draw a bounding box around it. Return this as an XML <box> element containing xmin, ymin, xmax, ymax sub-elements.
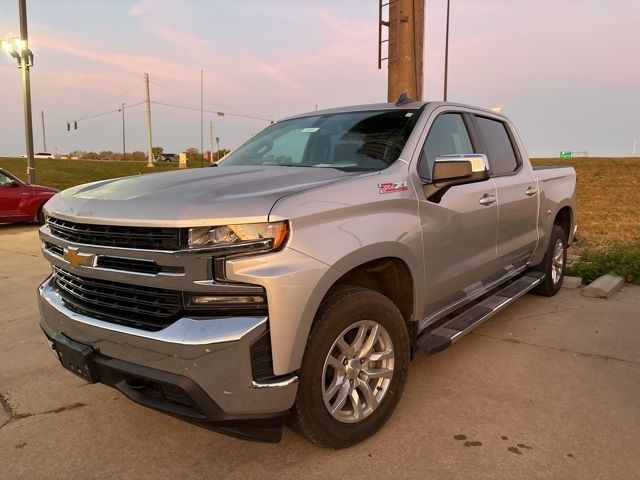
<box><xmin>67</xmin><ymin>122</ymin><xmax>70</xmax><ymax>131</ymax></box>
<box><xmin>74</xmin><ymin>121</ymin><xmax>78</xmax><ymax>130</ymax></box>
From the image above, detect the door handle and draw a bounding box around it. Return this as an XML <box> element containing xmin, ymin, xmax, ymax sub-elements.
<box><xmin>525</xmin><ymin>187</ymin><xmax>538</xmax><ymax>196</ymax></box>
<box><xmin>479</xmin><ymin>194</ymin><xmax>496</xmax><ymax>206</ymax></box>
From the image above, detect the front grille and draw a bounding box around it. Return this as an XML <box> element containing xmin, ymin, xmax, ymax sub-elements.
<box><xmin>96</xmin><ymin>256</ymin><xmax>160</xmax><ymax>275</ymax></box>
<box><xmin>44</xmin><ymin>241</ymin><xmax>63</xmax><ymax>257</ymax></box>
<box><xmin>47</xmin><ymin>216</ymin><xmax>183</xmax><ymax>251</ymax></box>
<box><xmin>53</xmin><ymin>266</ymin><xmax>182</xmax><ymax>331</ymax></box>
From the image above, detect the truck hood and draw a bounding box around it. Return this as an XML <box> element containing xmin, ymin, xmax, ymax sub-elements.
<box><xmin>45</xmin><ymin>166</ymin><xmax>357</xmax><ymax>227</ymax></box>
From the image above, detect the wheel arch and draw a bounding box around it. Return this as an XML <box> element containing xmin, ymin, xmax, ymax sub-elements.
<box><xmin>554</xmin><ymin>205</ymin><xmax>573</xmax><ymax>243</ymax></box>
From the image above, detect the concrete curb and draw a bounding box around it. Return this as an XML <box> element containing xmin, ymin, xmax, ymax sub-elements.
<box><xmin>582</xmin><ymin>274</ymin><xmax>625</xmax><ymax>299</ymax></box>
<box><xmin>562</xmin><ymin>276</ymin><xmax>582</xmax><ymax>289</ymax></box>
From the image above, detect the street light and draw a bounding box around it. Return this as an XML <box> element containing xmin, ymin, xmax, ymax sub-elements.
<box><xmin>1</xmin><ymin>37</ymin><xmax>32</xmax><ymax>66</ymax></box>
<box><xmin>2</xmin><ymin>0</ymin><xmax>36</xmax><ymax>184</ymax></box>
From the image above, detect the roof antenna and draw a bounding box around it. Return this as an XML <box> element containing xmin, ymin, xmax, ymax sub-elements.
<box><xmin>396</xmin><ymin>92</ymin><xmax>414</xmax><ymax>106</ymax></box>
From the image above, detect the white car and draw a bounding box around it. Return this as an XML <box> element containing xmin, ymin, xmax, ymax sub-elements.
<box><xmin>21</xmin><ymin>152</ymin><xmax>54</xmax><ymax>159</ymax></box>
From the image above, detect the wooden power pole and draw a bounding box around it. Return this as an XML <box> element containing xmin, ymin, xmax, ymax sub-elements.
<box><xmin>380</xmin><ymin>0</ymin><xmax>424</xmax><ymax>102</ymax></box>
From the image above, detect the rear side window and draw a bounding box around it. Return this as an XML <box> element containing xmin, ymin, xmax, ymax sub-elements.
<box><xmin>474</xmin><ymin>116</ymin><xmax>519</xmax><ymax>175</ymax></box>
<box><xmin>418</xmin><ymin>113</ymin><xmax>474</xmax><ymax>179</ymax></box>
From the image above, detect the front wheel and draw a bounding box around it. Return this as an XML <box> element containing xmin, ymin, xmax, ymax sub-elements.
<box><xmin>532</xmin><ymin>225</ymin><xmax>567</xmax><ymax>296</ymax></box>
<box><xmin>36</xmin><ymin>205</ymin><xmax>46</xmax><ymax>225</ymax></box>
<box><xmin>289</xmin><ymin>285</ymin><xmax>410</xmax><ymax>448</ymax></box>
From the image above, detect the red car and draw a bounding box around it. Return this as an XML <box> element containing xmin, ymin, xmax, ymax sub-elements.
<box><xmin>0</xmin><ymin>168</ymin><xmax>58</xmax><ymax>225</ymax></box>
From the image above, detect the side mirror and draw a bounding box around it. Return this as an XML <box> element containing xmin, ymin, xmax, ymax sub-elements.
<box><xmin>432</xmin><ymin>154</ymin><xmax>490</xmax><ymax>188</ymax></box>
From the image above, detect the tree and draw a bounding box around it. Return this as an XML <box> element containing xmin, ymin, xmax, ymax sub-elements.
<box><xmin>152</xmin><ymin>146</ymin><xmax>164</xmax><ymax>159</ymax></box>
<box><xmin>185</xmin><ymin>148</ymin><xmax>203</xmax><ymax>163</ymax></box>
<box><xmin>212</xmin><ymin>149</ymin><xmax>231</xmax><ymax>162</ymax></box>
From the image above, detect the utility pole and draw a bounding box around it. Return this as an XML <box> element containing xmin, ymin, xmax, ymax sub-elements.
<box><xmin>40</xmin><ymin>110</ymin><xmax>47</xmax><ymax>152</ymax></box>
<box><xmin>144</xmin><ymin>73</ymin><xmax>154</xmax><ymax>167</ymax></box>
<box><xmin>633</xmin><ymin>138</ymin><xmax>637</xmax><ymax>156</ymax></box>
<box><xmin>382</xmin><ymin>0</ymin><xmax>424</xmax><ymax>102</ymax></box>
<box><xmin>19</xmin><ymin>0</ymin><xmax>36</xmax><ymax>183</ymax></box>
<box><xmin>120</xmin><ymin>102</ymin><xmax>126</xmax><ymax>160</ymax></box>
<box><xmin>443</xmin><ymin>0</ymin><xmax>451</xmax><ymax>101</ymax></box>
<box><xmin>200</xmin><ymin>69</ymin><xmax>204</xmax><ymax>167</ymax></box>
<box><xmin>209</xmin><ymin>121</ymin><xmax>214</xmax><ymax>164</ymax></box>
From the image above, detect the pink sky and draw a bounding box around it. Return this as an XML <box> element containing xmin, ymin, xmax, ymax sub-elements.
<box><xmin>0</xmin><ymin>0</ymin><xmax>639</xmax><ymax>156</ymax></box>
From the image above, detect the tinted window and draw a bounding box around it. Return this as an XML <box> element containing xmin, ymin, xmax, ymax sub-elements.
<box><xmin>418</xmin><ymin>113</ymin><xmax>473</xmax><ymax>179</ymax></box>
<box><xmin>475</xmin><ymin>116</ymin><xmax>519</xmax><ymax>175</ymax></box>
<box><xmin>222</xmin><ymin>110</ymin><xmax>420</xmax><ymax>172</ymax></box>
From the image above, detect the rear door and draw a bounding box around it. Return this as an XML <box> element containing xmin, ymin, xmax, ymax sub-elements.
<box><xmin>472</xmin><ymin>114</ymin><xmax>538</xmax><ymax>269</ymax></box>
<box><xmin>415</xmin><ymin>110</ymin><xmax>503</xmax><ymax>316</ymax></box>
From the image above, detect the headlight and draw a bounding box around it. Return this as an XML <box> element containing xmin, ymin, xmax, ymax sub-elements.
<box><xmin>187</xmin><ymin>221</ymin><xmax>289</xmax><ymax>250</ymax></box>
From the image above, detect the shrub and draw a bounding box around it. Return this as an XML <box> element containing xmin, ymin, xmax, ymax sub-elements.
<box><xmin>567</xmin><ymin>244</ymin><xmax>640</xmax><ymax>284</ymax></box>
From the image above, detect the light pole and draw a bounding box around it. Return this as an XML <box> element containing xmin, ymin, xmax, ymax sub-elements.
<box><xmin>118</xmin><ymin>102</ymin><xmax>126</xmax><ymax>160</ymax></box>
<box><xmin>1</xmin><ymin>0</ymin><xmax>36</xmax><ymax>184</ymax></box>
<box><xmin>443</xmin><ymin>0</ymin><xmax>451</xmax><ymax>101</ymax></box>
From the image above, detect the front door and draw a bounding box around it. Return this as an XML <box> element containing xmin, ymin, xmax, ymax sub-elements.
<box><xmin>0</xmin><ymin>171</ymin><xmax>25</xmax><ymax>219</ymax></box>
<box><xmin>414</xmin><ymin>111</ymin><xmax>502</xmax><ymax>318</ymax></box>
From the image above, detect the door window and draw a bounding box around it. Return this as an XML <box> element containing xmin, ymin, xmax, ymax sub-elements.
<box><xmin>418</xmin><ymin>113</ymin><xmax>474</xmax><ymax>180</ymax></box>
<box><xmin>0</xmin><ymin>172</ymin><xmax>14</xmax><ymax>187</ymax></box>
<box><xmin>474</xmin><ymin>116</ymin><xmax>519</xmax><ymax>175</ymax></box>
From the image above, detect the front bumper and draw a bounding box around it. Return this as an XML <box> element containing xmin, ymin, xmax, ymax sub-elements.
<box><xmin>38</xmin><ymin>277</ymin><xmax>299</xmax><ymax>442</ymax></box>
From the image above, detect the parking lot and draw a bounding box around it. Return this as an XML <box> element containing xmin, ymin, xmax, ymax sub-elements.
<box><xmin>1</xmin><ymin>223</ymin><xmax>639</xmax><ymax>480</ymax></box>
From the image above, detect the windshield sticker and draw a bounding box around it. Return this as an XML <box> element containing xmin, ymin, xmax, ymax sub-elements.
<box><xmin>301</xmin><ymin>127</ymin><xmax>319</xmax><ymax>133</ymax></box>
<box><xmin>405</xmin><ymin>112</ymin><xmax>414</xmax><ymax>117</ymax></box>
<box><xmin>378</xmin><ymin>181</ymin><xmax>408</xmax><ymax>194</ymax></box>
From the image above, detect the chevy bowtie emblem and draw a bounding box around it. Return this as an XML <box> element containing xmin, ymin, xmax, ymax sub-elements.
<box><xmin>63</xmin><ymin>247</ymin><xmax>95</xmax><ymax>268</ymax></box>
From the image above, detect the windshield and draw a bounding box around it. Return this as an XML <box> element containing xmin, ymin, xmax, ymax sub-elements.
<box><xmin>221</xmin><ymin>109</ymin><xmax>421</xmax><ymax>171</ymax></box>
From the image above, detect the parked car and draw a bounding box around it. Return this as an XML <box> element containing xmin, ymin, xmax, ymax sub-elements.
<box><xmin>21</xmin><ymin>152</ymin><xmax>55</xmax><ymax>159</ymax></box>
<box><xmin>0</xmin><ymin>168</ymin><xmax>58</xmax><ymax>224</ymax></box>
<box><xmin>157</xmin><ymin>153</ymin><xmax>179</xmax><ymax>163</ymax></box>
<box><xmin>37</xmin><ymin>101</ymin><xmax>576</xmax><ymax>448</ymax></box>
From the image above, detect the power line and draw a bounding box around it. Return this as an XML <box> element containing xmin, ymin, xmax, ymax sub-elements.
<box><xmin>150</xmin><ymin>101</ymin><xmax>273</xmax><ymax>122</ymax></box>
<box><xmin>149</xmin><ymin>79</ymin><xmax>266</xmax><ymax>118</ymax></box>
<box><xmin>77</xmin><ymin>80</ymin><xmax>145</xmax><ymax>119</ymax></box>
<box><xmin>74</xmin><ymin>101</ymin><xmax>145</xmax><ymax>122</ymax></box>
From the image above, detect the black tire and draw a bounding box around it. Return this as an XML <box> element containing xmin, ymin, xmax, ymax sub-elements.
<box><xmin>531</xmin><ymin>225</ymin><xmax>567</xmax><ymax>296</ymax></box>
<box><xmin>36</xmin><ymin>205</ymin><xmax>46</xmax><ymax>225</ymax></box>
<box><xmin>289</xmin><ymin>285</ymin><xmax>410</xmax><ymax>448</ymax></box>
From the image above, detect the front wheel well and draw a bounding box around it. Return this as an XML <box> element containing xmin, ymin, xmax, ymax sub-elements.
<box><xmin>333</xmin><ymin>257</ymin><xmax>414</xmax><ymax>328</ymax></box>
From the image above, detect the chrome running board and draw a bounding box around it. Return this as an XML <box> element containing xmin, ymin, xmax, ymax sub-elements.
<box><xmin>415</xmin><ymin>272</ymin><xmax>544</xmax><ymax>355</ymax></box>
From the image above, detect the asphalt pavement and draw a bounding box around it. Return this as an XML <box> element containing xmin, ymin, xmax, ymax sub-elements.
<box><xmin>1</xmin><ymin>224</ymin><xmax>639</xmax><ymax>480</ymax></box>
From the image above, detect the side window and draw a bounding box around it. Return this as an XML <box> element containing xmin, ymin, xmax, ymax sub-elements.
<box><xmin>418</xmin><ymin>113</ymin><xmax>474</xmax><ymax>180</ymax></box>
<box><xmin>474</xmin><ymin>116</ymin><xmax>519</xmax><ymax>175</ymax></box>
<box><xmin>0</xmin><ymin>173</ymin><xmax>13</xmax><ymax>186</ymax></box>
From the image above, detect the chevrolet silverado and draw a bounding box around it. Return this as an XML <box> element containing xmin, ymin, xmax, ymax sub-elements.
<box><xmin>37</xmin><ymin>101</ymin><xmax>576</xmax><ymax>448</ymax></box>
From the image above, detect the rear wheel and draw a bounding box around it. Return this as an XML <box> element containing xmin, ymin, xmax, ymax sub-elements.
<box><xmin>289</xmin><ymin>285</ymin><xmax>410</xmax><ymax>448</ymax></box>
<box><xmin>532</xmin><ymin>225</ymin><xmax>567</xmax><ymax>296</ymax></box>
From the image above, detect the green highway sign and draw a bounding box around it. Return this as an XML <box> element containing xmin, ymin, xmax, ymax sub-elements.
<box><xmin>560</xmin><ymin>151</ymin><xmax>572</xmax><ymax>158</ymax></box>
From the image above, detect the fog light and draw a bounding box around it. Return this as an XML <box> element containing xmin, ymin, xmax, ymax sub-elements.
<box><xmin>190</xmin><ymin>295</ymin><xmax>264</xmax><ymax>305</ymax></box>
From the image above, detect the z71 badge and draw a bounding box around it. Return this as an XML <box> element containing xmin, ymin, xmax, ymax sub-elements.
<box><xmin>378</xmin><ymin>181</ymin><xmax>408</xmax><ymax>194</ymax></box>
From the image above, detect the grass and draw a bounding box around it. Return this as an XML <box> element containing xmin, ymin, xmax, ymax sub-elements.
<box><xmin>2</xmin><ymin>156</ymin><xmax>639</xmax><ymax>283</ymax></box>
<box><xmin>532</xmin><ymin>157</ymin><xmax>640</xmax><ymax>284</ymax></box>
<box><xmin>0</xmin><ymin>157</ymin><xmax>201</xmax><ymax>191</ymax></box>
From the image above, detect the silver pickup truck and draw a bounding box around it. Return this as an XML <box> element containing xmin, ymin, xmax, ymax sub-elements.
<box><xmin>37</xmin><ymin>101</ymin><xmax>576</xmax><ymax>448</ymax></box>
